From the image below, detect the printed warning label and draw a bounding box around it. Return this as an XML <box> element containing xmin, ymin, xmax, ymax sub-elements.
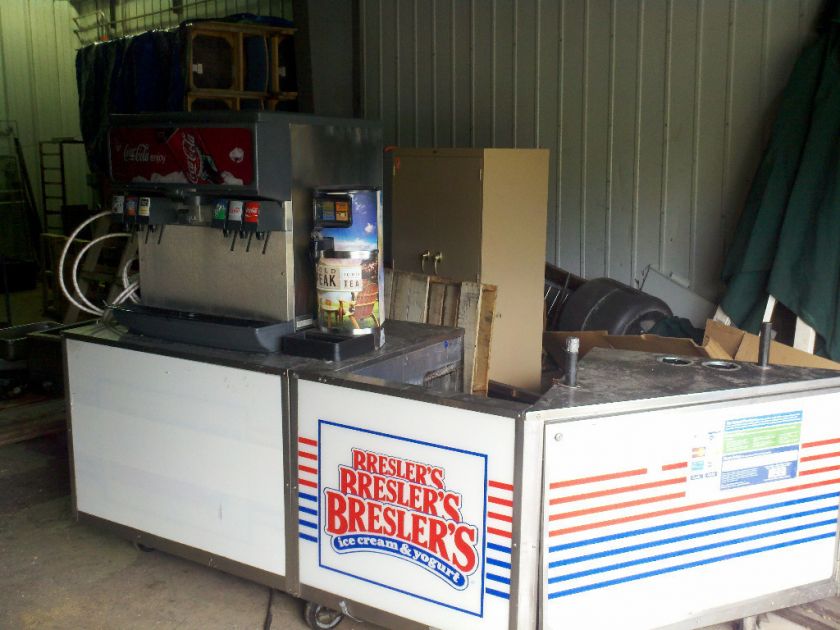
<box><xmin>720</xmin><ymin>411</ymin><xmax>802</xmax><ymax>490</ymax></box>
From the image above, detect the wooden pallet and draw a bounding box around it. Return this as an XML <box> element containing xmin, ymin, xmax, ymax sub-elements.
<box><xmin>384</xmin><ymin>269</ymin><xmax>497</xmax><ymax>396</ymax></box>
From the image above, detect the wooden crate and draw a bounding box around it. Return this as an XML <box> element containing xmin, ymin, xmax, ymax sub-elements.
<box><xmin>384</xmin><ymin>269</ymin><xmax>497</xmax><ymax>396</ymax></box>
<box><xmin>184</xmin><ymin>21</ymin><xmax>298</xmax><ymax>110</ymax></box>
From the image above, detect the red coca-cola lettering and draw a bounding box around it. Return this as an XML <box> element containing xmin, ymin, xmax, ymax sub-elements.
<box><xmin>244</xmin><ymin>201</ymin><xmax>260</xmax><ymax>223</ymax></box>
<box><xmin>181</xmin><ymin>133</ymin><xmax>202</xmax><ymax>183</ymax></box>
<box><xmin>122</xmin><ymin>144</ymin><xmax>165</xmax><ymax>163</ymax></box>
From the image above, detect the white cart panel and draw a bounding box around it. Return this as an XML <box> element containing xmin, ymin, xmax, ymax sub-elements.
<box><xmin>296</xmin><ymin>378</ymin><xmax>516</xmax><ymax>630</ymax></box>
<box><xmin>542</xmin><ymin>391</ymin><xmax>840</xmax><ymax>629</ymax></box>
<box><xmin>67</xmin><ymin>339</ymin><xmax>286</xmax><ymax>576</ymax></box>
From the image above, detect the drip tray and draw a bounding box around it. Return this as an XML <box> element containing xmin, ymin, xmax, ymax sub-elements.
<box><xmin>281</xmin><ymin>330</ymin><xmax>376</xmax><ymax>362</ymax></box>
<box><xmin>110</xmin><ymin>303</ymin><xmax>294</xmax><ymax>353</ymax></box>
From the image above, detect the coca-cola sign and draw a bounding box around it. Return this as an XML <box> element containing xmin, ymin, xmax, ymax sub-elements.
<box><xmin>122</xmin><ymin>144</ymin><xmax>166</xmax><ymax>164</ymax></box>
<box><xmin>180</xmin><ymin>133</ymin><xmax>202</xmax><ymax>183</ymax></box>
<box><xmin>109</xmin><ymin>127</ymin><xmax>254</xmax><ymax>186</ymax></box>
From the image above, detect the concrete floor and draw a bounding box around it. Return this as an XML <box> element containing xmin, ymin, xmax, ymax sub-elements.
<box><xmin>0</xmin><ymin>433</ymin><xmax>338</xmax><ymax>630</ymax></box>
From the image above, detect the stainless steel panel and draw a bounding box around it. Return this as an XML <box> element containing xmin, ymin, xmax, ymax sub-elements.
<box><xmin>349</xmin><ymin>334</ymin><xmax>463</xmax><ymax>391</ymax></box>
<box><xmin>139</xmin><ymin>224</ymin><xmax>295</xmax><ymax>321</ymax></box>
<box><xmin>133</xmin><ymin>115</ymin><xmax>382</xmax><ymax>322</ymax></box>
<box><xmin>290</xmin><ymin>122</ymin><xmax>382</xmax><ymax>317</ymax></box>
<box><xmin>511</xmin><ymin>412</ymin><xmax>544</xmax><ymax>630</ymax></box>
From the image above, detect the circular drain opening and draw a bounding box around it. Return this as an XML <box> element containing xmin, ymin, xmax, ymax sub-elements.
<box><xmin>702</xmin><ymin>360</ymin><xmax>741</xmax><ymax>371</ymax></box>
<box><xmin>658</xmin><ymin>356</ymin><xmax>694</xmax><ymax>366</ymax></box>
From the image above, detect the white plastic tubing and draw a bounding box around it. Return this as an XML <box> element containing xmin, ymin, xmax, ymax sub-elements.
<box><xmin>57</xmin><ymin>211</ymin><xmax>138</xmax><ymax>316</ymax></box>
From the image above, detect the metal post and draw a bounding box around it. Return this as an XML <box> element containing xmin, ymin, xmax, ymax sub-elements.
<box><xmin>1</xmin><ymin>254</ymin><xmax>11</xmax><ymax>326</ymax></box>
<box><xmin>740</xmin><ymin>615</ymin><xmax>759</xmax><ymax>630</ymax></box>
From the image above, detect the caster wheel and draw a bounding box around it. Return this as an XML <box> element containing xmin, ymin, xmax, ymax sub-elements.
<box><xmin>303</xmin><ymin>601</ymin><xmax>343</xmax><ymax>629</ymax></box>
<box><xmin>132</xmin><ymin>540</ymin><xmax>155</xmax><ymax>553</ymax></box>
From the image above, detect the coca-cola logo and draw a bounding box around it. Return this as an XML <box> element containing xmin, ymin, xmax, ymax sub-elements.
<box><xmin>123</xmin><ymin>144</ymin><xmax>165</xmax><ymax>164</ymax></box>
<box><xmin>181</xmin><ymin>133</ymin><xmax>203</xmax><ymax>183</ymax></box>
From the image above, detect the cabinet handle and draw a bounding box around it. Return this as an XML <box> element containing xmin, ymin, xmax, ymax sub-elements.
<box><xmin>433</xmin><ymin>252</ymin><xmax>443</xmax><ymax>275</ymax></box>
<box><xmin>419</xmin><ymin>250</ymin><xmax>431</xmax><ymax>272</ymax></box>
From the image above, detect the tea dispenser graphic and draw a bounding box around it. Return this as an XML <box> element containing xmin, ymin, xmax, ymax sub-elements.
<box><xmin>311</xmin><ymin>188</ymin><xmax>384</xmax><ymax>340</ymax></box>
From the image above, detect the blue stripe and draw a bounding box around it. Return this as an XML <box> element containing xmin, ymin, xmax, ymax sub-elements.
<box><xmin>487</xmin><ymin>557</ymin><xmax>512</xmax><ymax>570</ymax></box>
<box><xmin>299</xmin><ymin>519</ymin><xmax>318</xmax><ymax>530</ymax></box>
<box><xmin>548</xmin><ymin>492</ymin><xmax>840</xmax><ymax>553</ymax></box>
<box><xmin>299</xmin><ymin>492</ymin><xmax>318</xmax><ymax>503</ymax></box>
<box><xmin>549</xmin><ymin>505</ymin><xmax>838</xmax><ymax>568</ymax></box>
<box><xmin>548</xmin><ymin>531</ymin><xmax>836</xmax><ymax>598</ymax></box>
<box><xmin>487</xmin><ymin>541</ymin><xmax>512</xmax><ymax>555</ymax></box>
<box><xmin>548</xmin><ymin>519</ymin><xmax>836</xmax><ymax>584</ymax></box>
<box><xmin>299</xmin><ymin>505</ymin><xmax>318</xmax><ymax>516</ymax></box>
<box><xmin>299</xmin><ymin>532</ymin><xmax>318</xmax><ymax>543</ymax></box>
<box><xmin>486</xmin><ymin>573</ymin><xmax>511</xmax><ymax>585</ymax></box>
<box><xmin>485</xmin><ymin>587</ymin><xmax>510</xmax><ymax>600</ymax></box>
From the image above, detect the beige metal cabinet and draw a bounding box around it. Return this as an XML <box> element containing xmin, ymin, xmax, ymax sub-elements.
<box><xmin>390</xmin><ymin>148</ymin><xmax>549</xmax><ymax>390</ymax></box>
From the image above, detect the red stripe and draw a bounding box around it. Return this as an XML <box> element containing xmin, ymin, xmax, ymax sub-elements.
<box><xmin>549</xmin><ymin>477</ymin><xmax>686</xmax><ymax>505</ymax></box>
<box><xmin>549</xmin><ymin>492</ymin><xmax>685</xmax><ymax>521</ymax></box>
<box><xmin>662</xmin><ymin>462</ymin><xmax>688</xmax><ymax>471</ymax></box>
<box><xmin>489</xmin><ymin>496</ymin><xmax>513</xmax><ymax>508</ymax></box>
<box><xmin>802</xmin><ymin>437</ymin><xmax>840</xmax><ymax>449</ymax></box>
<box><xmin>489</xmin><ymin>480</ymin><xmax>514</xmax><ymax>492</ymax></box>
<box><xmin>299</xmin><ymin>451</ymin><xmax>318</xmax><ymax>461</ymax></box>
<box><xmin>800</xmin><ymin>464</ymin><xmax>840</xmax><ymax>477</ymax></box>
<box><xmin>550</xmin><ymin>468</ymin><xmax>647</xmax><ymax>489</ymax></box>
<box><xmin>801</xmin><ymin>450</ymin><xmax>840</xmax><ymax>463</ymax></box>
<box><xmin>488</xmin><ymin>527</ymin><xmax>512</xmax><ymax>539</ymax></box>
<box><xmin>548</xmin><ymin>476</ymin><xmax>840</xmax><ymax>537</ymax></box>
<box><xmin>298</xmin><ymin>464</ymin><xmax>318</xmax><ymax>475</ymax></box>
<box><xmin>299</xmin><ymin>478</ymin><xmax>318</xmax><ymax>489</ymax></box>
<box><xmin>488</xmin><ymin>511</ymin><xmax>513</xmax><ymax>523</ymax></box>
<box><xmin>298</xmin><ymin>437</ymin><xmax>318</xmax><ymax>447</ymax></box>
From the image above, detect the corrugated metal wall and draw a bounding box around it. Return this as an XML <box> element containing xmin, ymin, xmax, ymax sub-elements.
<box><xmin>359</xmin><ymin>0</ymin><xmax>825</xmax><ymax>301</ymax></box>
<box><xmin>0</xmin><ymin>0</ymin><xmax>88</xmax><ymax>223</ymax></box>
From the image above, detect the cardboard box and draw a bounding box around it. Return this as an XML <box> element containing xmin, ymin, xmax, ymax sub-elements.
<box><xmin>544</xmin><ymin>319</ymin><xmax>840</xmax><ymax>371</ymax></box>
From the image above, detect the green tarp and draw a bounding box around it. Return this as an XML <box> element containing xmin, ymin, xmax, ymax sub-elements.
<box><xmin>720</xmin><ymin>1</ymin><xmax>840</xmax><ymax>360</ymax></box>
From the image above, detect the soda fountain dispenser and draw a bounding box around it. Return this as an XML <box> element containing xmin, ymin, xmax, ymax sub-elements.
<box><xmin>103</xmin><ymin>112</ymin><xmax>382</xmax><ymax>353</ymax></box>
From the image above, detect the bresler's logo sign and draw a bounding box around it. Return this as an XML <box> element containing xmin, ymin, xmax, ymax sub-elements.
<box><xmin>324</xmin><ymin>448</ymin><xmax>480</xmax><ymax>590</ymax></box>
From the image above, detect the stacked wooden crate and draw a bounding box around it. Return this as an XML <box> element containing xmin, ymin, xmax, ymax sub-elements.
<box><xmin>185</xmin><ymin>21</ymin><xmax>297</xmax><ymax>112</ymax></box>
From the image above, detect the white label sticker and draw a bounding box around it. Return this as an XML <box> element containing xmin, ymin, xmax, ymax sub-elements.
<box><xmin>317</xmin><ymin>262</ymin><xmax>363</xmax><ymax>292</ymax></box>
<box><xmin>228</xmin><ymin>200</ymin><xmax>244</xmax><ymax>221</ymax></box>
<box><xmin>138</xmin><ymin>197</ymin><xmax>151</xmax><ymax>217</ymax></box>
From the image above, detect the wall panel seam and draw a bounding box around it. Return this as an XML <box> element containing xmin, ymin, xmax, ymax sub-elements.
<box><xmin>689</xmin><ymin>0</ymin><xmax>705</xmax><ymax>290</ymax></box>
<box><xmin>605</xmin><ymin>0</ymin><xmax>617</xmax><ymax>277</ymax></box>
<box><xmin>631</xmin><ymin>0</ymin><xmax>645</xmax><ymax>285</ymax></box>
<box><xmin>659</xmin><ymin>0</ymin><xmax>674</xmax><ymax>272</ymax></box>
<box><xmin>554</xmin><ymin>0</ymin><xmax>565</xmax><ymax>265</ymax></box>
<box><xmin>580</xmin><ymin>0</ymin><xmax>590</xmax><ymax>277</ymax></box>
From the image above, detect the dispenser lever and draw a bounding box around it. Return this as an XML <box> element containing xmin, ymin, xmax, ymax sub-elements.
<box><xmin>419</xmin><ymin>250</ymin><xmax>431</xmax><ymax>272</ymax></box>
